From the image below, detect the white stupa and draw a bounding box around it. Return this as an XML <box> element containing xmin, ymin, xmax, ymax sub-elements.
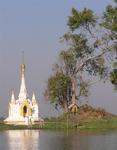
<box><xmin>4</xmin><ymin>63</ymin><xmax>43</xmax><ymax>125</ymax></box>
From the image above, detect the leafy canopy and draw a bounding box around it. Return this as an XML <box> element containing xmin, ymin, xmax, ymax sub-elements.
<box><xmin>45</xmin><ymin>72</ymin><xmax>72</xmax><ymax>107</ymax></box>
<box><xmin>68</xmin><ymin>8</ymin><xmax>97</xmax><ymax>31</ymax></box>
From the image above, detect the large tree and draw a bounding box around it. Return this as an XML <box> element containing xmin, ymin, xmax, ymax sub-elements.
<box><xmin>45</xmin><ymin>2</ymin><xmax>116</xmax><ymax>113</ymax></box>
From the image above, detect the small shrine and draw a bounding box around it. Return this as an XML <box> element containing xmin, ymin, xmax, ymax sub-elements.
<box><xmin>4</xmin><ymin>63</ymin><xmax>43</xmax><ymax>125</ymax></box>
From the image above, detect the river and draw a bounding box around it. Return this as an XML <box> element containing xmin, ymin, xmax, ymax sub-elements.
<box><xmin>0</xmin><ymin>130</ymin><xmax>117</xmax><ymax>150</ymax></box>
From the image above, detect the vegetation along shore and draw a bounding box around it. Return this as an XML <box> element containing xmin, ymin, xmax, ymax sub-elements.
<box><xmin>1</xmin><ymin>105</ymin><xmax>117</xmax><ymax>131</ymax></box>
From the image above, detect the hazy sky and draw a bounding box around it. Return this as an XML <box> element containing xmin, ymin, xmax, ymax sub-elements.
<box><xmin>0</xmin><ymin>0</ymin><xmax>116</xmax><ymax>117</ymax></box>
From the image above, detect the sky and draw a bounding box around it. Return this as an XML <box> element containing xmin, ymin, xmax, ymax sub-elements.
<box><xmin>0</xmin><ymin>0</ymin><xmax>116</xmax><ymax>118</ymax></box>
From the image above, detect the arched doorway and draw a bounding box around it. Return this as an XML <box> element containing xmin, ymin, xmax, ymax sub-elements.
<box><xmin>20</xmin><ymin>100</ymin><xmax>32</xmax><ymax>117</ymax></box>
<box><xmin>23</xmin><ymin>106</ymin><xmax>27</xmax><ymax>117</ymax></box>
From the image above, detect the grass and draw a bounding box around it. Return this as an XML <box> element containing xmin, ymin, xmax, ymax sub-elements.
<box><xmin>0</xmin><ymin>118</ymin><xmax>117</xmax><ymax>131</ymax></box>
<box><xmin>0</xmin><ymin>123</ymin><xmax>27</xmax><ymax>130</ymax></box>
<box><xmin>42</xmin><ymin>115</ymin><xmax>117</xmax><ymax>130</ymax></box>
<box><xmin>77</xmin><ymin>118</ymin><xmax>117</xmax><ymax>130</ymax></box>
<box><xmin>43</xmin><ymin>121</ymin><xmax>73</xmax><ymax>129</ymax></box>
<box><xmin>0</xmin><ymin>121</ymin><xmax>44</xmax><ymax>130</ymax></box>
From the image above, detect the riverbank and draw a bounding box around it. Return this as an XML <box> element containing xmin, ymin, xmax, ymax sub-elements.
<box><xmin>1</xmin><ymin>117</ymin><xmax>117</xmax><ymax>131</ymax></box>
<box><xmin>43</xmin><ymin>117</ymin><xmax>117</xmax><ymax>130</ymax></box>
<box><xmin>1</xmin><ymin>105</ymin><xmax>117</xmax><ymax>131</ymax></box>
<box><xmin>43</xmin><ymin>104</ymin><xmax>117</xmax><ymax>130</ymax></box>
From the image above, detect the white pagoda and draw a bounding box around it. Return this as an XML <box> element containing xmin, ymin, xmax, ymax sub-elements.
<box><xmin>4</xmin><ymin>63</ymin><xmax>43</xmax><ymax>125</ymax></box>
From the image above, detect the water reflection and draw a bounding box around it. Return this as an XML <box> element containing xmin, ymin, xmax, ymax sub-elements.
<box><xmin>40</xmin><ymin>130</ymin><xmax>117</xmax><ymax>150</ymax></box>
<box><xmin>7</xmin><ymin>130</ymin><xmax>40</xmax><ymax>150</ymax></box>
<box><xmin>0</xmin><ymin>130</ymin><xmax>117</xmax><ymax>150</ymax></box>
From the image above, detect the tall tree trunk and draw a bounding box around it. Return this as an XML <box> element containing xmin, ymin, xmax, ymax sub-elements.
<box><xmin>63</xmin><ymin>101</ymin><xmax>68</xmax><ymax>113</ymax></box>
<box><xmin>71</xmin><ymin>77</ymin><xmax>77</xmax><ymax>104</ymax></box>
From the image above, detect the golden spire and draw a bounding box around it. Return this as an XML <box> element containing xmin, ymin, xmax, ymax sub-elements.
<box><xmin>21</xmin><ymin>63</ymin><xmax>25</xmax><ymax>78</ymax></box>
<box><xmin>21</xmin><ymin>51</ymin><xmax>25</xmax><ymax>77</ymax></box>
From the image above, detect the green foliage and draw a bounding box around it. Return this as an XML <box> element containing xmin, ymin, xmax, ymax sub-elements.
<box><xmin>62</xmin><ymin>33</ymin><xmax>93</xmax><ymax>58</ymax></box>
<box><xmin>68</xmin><ymin>8</ymin><xmax>97</xmax><ymax>31</ymax></box>
<box><xmin>79</xmin><ymin>80</ymin><xmax>89</xmax><ymax>97</ymax></box>
<box><xmin>60</xmin><ymin>49</ymin><xmax>90</xmax><ymax>98</ymax></box>
<box><xmin>102</xmin><ymin>4</ymin><xmax>117</xmax><ymax>39</ymax></box>
<box><xmin>110</xmin><ymin>69</ymin><xmax>117</xmax><ymax>86</ymax></box>
<box><xmin>62</xmin><ymin>34</ymin><xmax>107</xmax><ymax>80</ymax></box>
<box><xmin>62</xmin><ymin>8</ymin><xmax>107</xmax><ymax>79</ymax></box>
<box><xmin>102</xmin><ymin>1</ymin><xmax>117</xmax><ymax>89</ymax></box>
<box><xmin>60</xmin><ymin>50</ymin><xmax>76</xmax><ymax>76</ymax></box>
<box><xmin>85</xmin><ymin>56</ymin><xmax>108</xmax><ymax>78</ymax></box>
<box><xmin>44</xmin><ymin>72</ymin><xmax>72</xmax><ymax>108</ymax></box>
<box><xmin>110</xmin><ymin>61</ymin><xmax>117</xmax><ymax>89</ymax></box>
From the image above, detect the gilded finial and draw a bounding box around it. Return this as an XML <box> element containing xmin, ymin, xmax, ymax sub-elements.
<box><xmin>21</xmin><ymin>51</ymin><xmax>25</xmax><ymax>77</ymax></box>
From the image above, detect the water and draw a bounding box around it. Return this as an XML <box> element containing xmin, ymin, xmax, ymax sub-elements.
<box><xmin>0</xmin><ymin>130</ymin><xmax>117</xmax><ymax>150</ymax></box>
